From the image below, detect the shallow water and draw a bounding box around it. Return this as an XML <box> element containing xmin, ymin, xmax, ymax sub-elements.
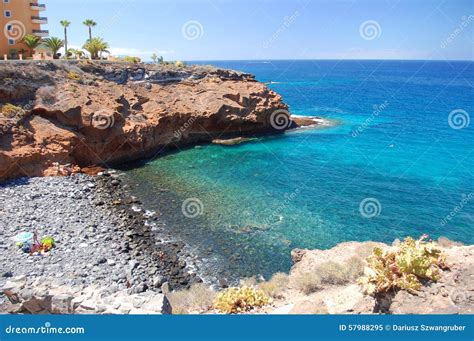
<box><xmin>125</xmin><ymin>60</ymin><xmax>474</xmax><ymax>280</ymax></box>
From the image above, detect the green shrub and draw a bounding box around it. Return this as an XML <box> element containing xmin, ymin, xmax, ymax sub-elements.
<box><xmin>213</xmin><ymin>286</ymin><xmax>271</xmax><ymax>314</ymax></box>
<box><xmin>1</xmin><ymin>103</ymin><xmax>25</xmax><ymax>119</ymax></box>
<box><xmin>67</xmin><ymin>71</ymin><xmax>81</xmax><ymax>81</ymax></box>
<box><xmin>123</xmin><ymin>56</ymin><xmax>141</xmax><ymax>63</ymax></box>
<box><xmin>359</xmin><ymin>235</ymin><xmax>447</xmax><ymax>295</ymax></box>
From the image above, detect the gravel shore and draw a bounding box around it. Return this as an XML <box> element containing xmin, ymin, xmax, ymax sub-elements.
<box><xmin>0</xmin><ymin>172</ymin><xmax>200</xmax><ymax>310</ymax></box>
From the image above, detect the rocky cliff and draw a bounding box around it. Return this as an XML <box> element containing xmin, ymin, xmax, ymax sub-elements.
<box><xmin>0</xmin><ymin>61</ymin><xmax>290</xmax><ymax>181</ymax></box>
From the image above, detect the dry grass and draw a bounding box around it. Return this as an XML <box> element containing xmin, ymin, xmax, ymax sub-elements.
<box><xmin>437</xmin><ymin>236</ymin><xmax>464</xmax><ymax>248</ymax></box>
<box><xmin>292</xmin><ymin>257</ymin><xmax>366</xmax><ymax>294</ymax></box>
<box><xmin>239</xmin><ymin>276</ymin><xmax>258</xmax><ymax>287</ymax></box>
<box><xmin>257</xmin><ymin>272</ymin><xmax>289</xmax><ymax>299</ymax></box>
<box><xmin>167</xmin><ymin>283</ymin><xmax>216</xmax><ymax>314</ymax></box>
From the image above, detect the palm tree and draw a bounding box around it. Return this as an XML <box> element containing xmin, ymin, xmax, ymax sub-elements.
<box><xmin>42</xmin><ymin>37</ymin><xmax>64</xmax><ymax>59</ymax></box>
<box><xmin>22</xmin><ymin>34</ymin><xmax>41</xmax><ymax>57</ymax></box>
<box><xmin>83</xmin><ymin>37</ymin><xmax>109</xmax><ymax>60</ymax></box>
<box><xmin>67</xmin><ymin>48</ymin><xmax>84</xmax><ymax>59</ymax></box>
<box><xmin>60</xmin><ymin>20</ymin><xmax>71</xmax><ymax>59</ymax></box>
<box><xmin>83</xmin><ymin>19</ymin><xmax>97</xmax><ymax>41</ymax></box>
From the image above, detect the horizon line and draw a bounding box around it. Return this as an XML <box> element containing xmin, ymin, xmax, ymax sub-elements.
<box><xmin>183</xmin><ymin>58</ymin><xmax>474</xmax><ymax>63</ymax></box>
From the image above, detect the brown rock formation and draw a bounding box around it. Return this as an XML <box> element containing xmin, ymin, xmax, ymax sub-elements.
<box><xmin>0</xmin><ymin>61</ymin><xmax>289</xmax><ymax>181</ymax></box>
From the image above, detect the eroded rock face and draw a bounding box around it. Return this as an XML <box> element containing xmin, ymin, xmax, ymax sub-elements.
<box><xmin>0</xmin><ymin>61</ymin><xmax>288</xmax><ymax>181</ymax></box>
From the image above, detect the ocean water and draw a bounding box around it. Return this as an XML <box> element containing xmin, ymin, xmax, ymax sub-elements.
<box><xmin>125</xmin><ymin>60</ymin><xmax>474</xmax><ymax>280</ymax></box>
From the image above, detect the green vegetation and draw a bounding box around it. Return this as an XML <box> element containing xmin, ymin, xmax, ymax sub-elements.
<box><xmin>22</xmin><ymin>34</ymin><xmax>42</xmax><ymax>57</ymax></box>
<box><xmin>359</xmin><ymin>235</ymin><xmax>447</xmax><ymax>295</ymax></box>
<box><xmin>83</xmin><ymin>19</ymin><xmax>97</xmax><ymax>41</ymax></box>
<box><xmin>67</xmin><ymin>48</ymin><xmax>84</xmax><ymax>59</ymax></box>
<box><xmin>213</xmin><ymin>286</ymin><xmax>271</xmax><ymax>314</ymax></box>
<box><xmin>83</xmin><ymin>37</ymin><xmax>109</xmax><ymax>60</ymax></box>
<box><xmin>41</xmin><ymin>37</ymin><xmax>64</xmax><ymax>59</ymax></box>
<box><xmin>67</xmin><ymin>71</ymin><xmax>81</xmax><ymax>81</ymax></box>
<box><xmin>123</xmin><ymin>56</ymin><xmax>141</xmax><ymax>63</ymax></box>
<box><xmin>1</xmin><ymin>103</ymin><xmax>25</xmax><ymax>119</ymax></box>
<box><xmin>60</xmin><ymin>20</ymin><xmax>71</xmax><ymax>59</ymax></box>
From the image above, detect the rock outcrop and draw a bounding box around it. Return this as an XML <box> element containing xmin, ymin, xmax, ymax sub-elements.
<box><xmin>2</xmin><ymin>276</ymin><xmax>172</xmax><ymax>314</ymax></box>
<box><xmin>266</xmin><ymin>241</ymin><xmax>474</xmax><ymax>314</ymax></box>
<box><xmin>0</xmin><ymin>61</ymin><xmax>290</xmax><ymax>181</ymax></box>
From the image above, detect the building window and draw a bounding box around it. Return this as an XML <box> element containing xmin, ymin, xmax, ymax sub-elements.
<box><xmin>7</xmin><ymin>24</ymin><xmax>12</xmax><ymax>31</ymax></box>
<box><xmin>3</xmin><ymin>0</ymin><xmax>11</xmax><ymax>3</ymax></box>
<box><xmin>4</xmin><ymin>10</ymin><xmax>12</xmax><ymax>17</ymax></box>
<box><xmin>8</xmin><ymin>39</ymin><xmax>15</xmax><ymax>45</ymax></box>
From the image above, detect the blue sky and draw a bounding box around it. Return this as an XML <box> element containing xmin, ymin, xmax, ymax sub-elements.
<box><xmin>46</xmin><ymin>0</ymin><xmax>473</xmax><ymax>61</ymax></box>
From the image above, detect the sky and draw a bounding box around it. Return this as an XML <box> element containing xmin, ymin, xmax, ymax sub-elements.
<box><xmin>45</xmin><ymin>0</ymin><xmax>474</xmax><ymax>61</ymax></box>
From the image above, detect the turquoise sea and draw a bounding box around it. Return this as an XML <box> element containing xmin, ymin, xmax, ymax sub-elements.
<box><xmin>125</xmin><ymin>60</ymin><xmax>474</xmax><ymax>280</ymax></box>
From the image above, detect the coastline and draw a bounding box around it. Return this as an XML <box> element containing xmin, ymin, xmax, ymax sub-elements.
<box><xmin>0</xmin><ymin>172</ymin><xmax>204</xmax><ymax>314</ymax></box>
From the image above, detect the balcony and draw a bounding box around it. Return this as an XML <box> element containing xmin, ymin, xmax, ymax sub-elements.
<box><xmin>33</xmin><ymin>29</ymin><xmax>49</xmax><ymax>37</ymax></box>
<box><xmin>31</xmin><ymin>16</ymin><xmax>48</xmax><ymax>24</ymax></box>
<box><xmin>30</xmin><ymin>3</ymin><xmax>46</xmax><ymax>11</ymax></box>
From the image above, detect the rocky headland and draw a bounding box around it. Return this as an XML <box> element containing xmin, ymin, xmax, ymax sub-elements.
<box><xmin>0</xmin><ymin>60</ymin><xmax>321</xmax><ymax>182</ymax></box>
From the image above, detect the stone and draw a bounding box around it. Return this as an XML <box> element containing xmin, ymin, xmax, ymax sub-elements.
<box><xmin>141</xmin><ymin>294</ymin><xmax>172</xmax><ymax>314</ymax></box>
<box><xmin>161</xmin><ymin>282</ymin><xmax>170</xmax><ymax>294</ymax></box>
<box><xmin>152</xmin><ymin>275</ymin><xmax>165</xmax><ymax>287</ymax></box>
<box><xmin>51</xmin><ymin>294</ymin><xmax>73</xmax><ymax>314</ymax></box>
<box><xmin>290</xmin><ymin>299</ymin><xmax>329</xmax><ymax>314</ymax></box>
